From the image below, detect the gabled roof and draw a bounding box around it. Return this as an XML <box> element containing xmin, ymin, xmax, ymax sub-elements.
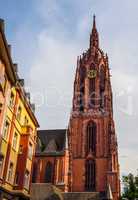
<box><xmin>36</xmin><ymin>129</ymin><xmax>67</xmax><ymax>156</ymax></box>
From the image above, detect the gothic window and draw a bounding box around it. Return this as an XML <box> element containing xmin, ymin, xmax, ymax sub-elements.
<box><xmin>99</xmin><ymin>67</ymin><xmax>106</xmax><ymax>108</ymax></box>
<box><xmin>85</xmin><ymin>159</ymin><xmax>96</xmax><ymax>191</ymax></box>
<box><xmin>80</xmin><ymin>66</ymin><xmax>86</xmax><ymax>83</ymax></box>
<box><xmin>100</xmin><ymin>67</ymin><xmax>106</xmax><ymax>91</ymax></box>
<box><xmin>58</xmin><ymin>159</ymin><xmax>64</xmax><ymax>183</ymax></box>
<box><xmin>79</xmin><ymin>66</ymin><xmax>86</xmax><ymax>112</ymax></box>
<box><xmin>89</xmin><ymin>65</ymin><xmax>96</xmax><ymax>108</ymax></box>
<box><xmin>44</xmin><ymin>162</ymin><xmax>53</xmax><ymax>183</ymax></box>
<box><xmin>32</xmin><ymin>162</ymin><xmax>38</xmax><ymax>183</ymax></box>
<box><xmin>86</xmin><ymin>122</ymin><xmax>96</xmax><ymax>155</ymax></box>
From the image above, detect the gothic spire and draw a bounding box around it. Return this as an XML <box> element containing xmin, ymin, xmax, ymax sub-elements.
<box><xmin>90</xmin><ymin>15</ymin><xmax>99</xmax><ymax>50</ymax></box>
<box><xmin>93</xmin><ymin>14</ymin><xmax>96</xmax><ymax>29</ymax></box>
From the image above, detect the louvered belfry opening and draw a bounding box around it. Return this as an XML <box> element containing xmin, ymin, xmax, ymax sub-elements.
<box><xmin>79</xmin><ymin>66</ymin><xmax>86</xmax><ymax>112</ymax></box>
<box><xmin>89</xmin><ymin>66</ymin><xmax>96</xmax><ymax>108</ymax></box>
<box><xmin>99</xmin><ymin>67</ymin><xmax>106</xmax><ymax>108</ymax></box>
<box><xmin>85</xmin><ymin>159</ymin><xmax>96</xmax><ymax>191</ymax></box>
<box><xmin>86</xmin><ymin>122</ymin><xmax>96</xmax><ymax>155</ymax></box>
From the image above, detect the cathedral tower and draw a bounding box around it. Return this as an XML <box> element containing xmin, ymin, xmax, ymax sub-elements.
<box><xmin>68</xmin><ymin>16</ymin><xmax>120</xmax><ymax>200</ymax></box>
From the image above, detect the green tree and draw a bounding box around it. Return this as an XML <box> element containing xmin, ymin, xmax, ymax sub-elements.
<box><xmin>122</xmin><ymin>172</ymin><xmax>138</xmax><ymax>200</ymax></box>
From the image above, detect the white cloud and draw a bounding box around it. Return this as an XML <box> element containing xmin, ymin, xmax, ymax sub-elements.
<box><xmin>29</xmin><ymin>30</ymin><xmax>82</xmax><ymax>129</ymax></box>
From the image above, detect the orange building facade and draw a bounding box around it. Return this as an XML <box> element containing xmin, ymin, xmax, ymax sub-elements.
<box><xmin>0</xmin><ymin>19</ymin><xmax>39</xmax><ymax>200</ymax></box>
<box><xmin>68</xmin><ymin>16</ymin><xmax>120</xmax><ymax>199</ymax></box>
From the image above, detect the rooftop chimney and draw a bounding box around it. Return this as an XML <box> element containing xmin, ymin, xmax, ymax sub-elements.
<box><xmin>8</xmin><ymin>44</ymin><xmax>11</xmax><ymax>55</ymax></box>
<box><xmin>0</xmin><ymin>19</ymin><xmax>5</xmax><ymax>32</ymax></box>
<box><xmin>13</xmin><ymin>63</ymin><xmax>18</xmax><ymax>73</ymax></box>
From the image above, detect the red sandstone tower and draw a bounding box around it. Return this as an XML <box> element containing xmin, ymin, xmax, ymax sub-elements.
<box><xmin>68</xmin><ymin>16</ymin><xmax>120</xmax><ymax>200</ymax></box>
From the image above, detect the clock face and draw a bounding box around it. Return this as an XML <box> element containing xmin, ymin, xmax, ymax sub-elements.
<box><xmin>87</xmin><ymin>69</ymin><xmax>97</xmax><ymax>79</ymax></box>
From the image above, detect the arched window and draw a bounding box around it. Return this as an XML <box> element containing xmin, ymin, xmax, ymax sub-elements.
<box><xmin>99</xmin><ymin>68</ymin><xmax>106</xmax><ymax>108</ymax></box>
<box><xmin>86</xmin><ymin>122</ymin><xmax>96</xmax><ymax>155</ymax></box>
<box><xmin>79</xmin><ymin>67</ymin><xmax>86</xmax><ymax>112</ymax></box>
<box><xmin>99</xmin><ymin>68</ymin><xmax>106</xmax><ymax>91</ymax></box>
<box><xmin>32</xmin><ymin>162</ymin><xmax>38</xmax><ymax>183</ymax></box>
<box><xmin>85</xmin><ymin>159</ymin><xmax>96</xmax><ymax>191</ymax></box>
<box><xmin>89</xmin><ymin>65</ymin><xmax>96</xmax><ymax>108</ymax></box>
<box><xmin>44</xmin><ymin>162</ymin><xmax>53</xmax><ymax>183</ymax></box>
<box><xmin>58</xmin><ymin>159</ymin><xmax>64</xmax><ymax>183</ymax></box>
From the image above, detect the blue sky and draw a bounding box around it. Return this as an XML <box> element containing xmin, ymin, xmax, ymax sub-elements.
<box><xmin>1</xmin><ymin>0</ymin><xmax>138</xmax><ymax>176</ymax></box>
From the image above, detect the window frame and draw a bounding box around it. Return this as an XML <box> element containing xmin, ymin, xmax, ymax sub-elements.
<box><xmin>7</xmin><ymin>162</ymin><xmax>14</xmax><ymax>183</ymax></box>
<box><xmin>24</xmin><ymin>170</ymin><xmax>30</xmax><ymax>190</ymax></box>
<box><xmin>12</xmin><ymin>132</ymin><xmax>18</xmax><ymax>150</ymax></box>
<box><xmin>0</xmin><ymin>156</ymin><xmax>4</xmax><ymax>177</ymax></box>
<box><xmin>9</xmin><ymin>92</ymin><xmax>15</xmax><ymax>109</ymax></box>
<box><xmin>16</xmin><ymin>106</ymin><xmax>22</xmax><ymax>121</ymax></box>
<box><xmin>86</xmin><ymin>121</ymin><xmax>96</xmax><ymax>155</ymax></box>
<box><xmin>2</xmin><ymin>120</ymin><xmax>10</xmax><ymax>140</ymax></box>
<box><xmin>28</xmin><ymin>142</ymin><xmax>33</xmax><ymax>160</ymax></box>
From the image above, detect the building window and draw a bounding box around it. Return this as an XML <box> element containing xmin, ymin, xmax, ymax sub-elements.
<box><xmin>79</xmin><ymin>67</ymin><xmax>86</xmax><ymax>112</ymax></box>
<box><xmin>0</xmin><ymin>156</ymin><xmax>4</xmax><ymax>177</ymax></box>
<box><xmin>58</xmin><ymin>159</ymin><xmax>64</xmax><ymax>183</ymax></box>
<box><xmin>14</xmin><ymin>172</ymin><xmax>19</xmax><ymax>185</ymax></box>
<box><xmin>24</xmin><ymin>170</ymin><xmax>30</xmax><ymax>189</ymax></box>
<box><xmin>44</xmin><ymin>162</ymin><xmax>53</xmax><ymax>183</ymax></box>
<box><xmin>89</xmin><ymin>65</ymin><xmax>96</xmax><ymax>108</ymax></box>
<box><xmin>24</xmin><ymin>116</ymin><xmax>28</xmax><ymax>126</ymax></box>
<box><xmin>9</xmin><ymin>92</ymin><xmax>14</xmax><ymax>108</ymax></box>
<box><xmin>28</xmin><ymin>143</ymin><xmax>33</xmax><ymax>160</ymax></box>
<box><xmin>99</xmin><ymin>68</ymin><xmax>106</xmax><ymax>91</ymax></box>
<box><xmin>99</xmin><ymin>68</ymin><xmax>106</xmax><ymax>108</ymax></box>
<box><xmin>86</xmin><ymin>122</ymin><xmax>96</xmax><ymax>155</ymax></box>
<box><xmin>17</xmin><ymin>106</ymin><xmax>22</xmax><ymax>121</ymax></box>
<box><xmin>85</xmin><ymin>159</ymin><xmax>96</xmax><ymax>191</ymax></box>
<box><xmin>7</xmin><ymin>162</ymin><xmax>13</xmax><ymax>183</ymax></box>
<box><xmin>3</xmin><ymin>120</ymin><xmax>10</xmax><ymax>140</ymax></box>
<box><xmin>12</xmin><ymin>132</ymin><xmax>18</xmax><ymax>150</ymax></box>
<box><xmin>32</xmin><ymin>162</ymin><xmax>38</xmax><ymax>183</ymax></box>
<box><xmin>0</xmin><ymin>74</ymin><xmax>6</xmax><ymax>93</ymax></box>
<box><xmin>19</xmin><ymin>145</ymin><xmax>23</xmax><ymax>154</ymax></box>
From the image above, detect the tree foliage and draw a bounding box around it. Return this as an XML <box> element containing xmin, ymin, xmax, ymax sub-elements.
<box><xmin>122</xmin><ymin>173</ymin><xmax>138</xmax><ymax>200</ymax></box>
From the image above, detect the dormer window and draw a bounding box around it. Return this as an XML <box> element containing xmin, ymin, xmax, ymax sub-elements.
<box><xmin>9</xmin><ymin>92</ymin><xmax>14</xmax><ymax>108</ymax></box>
<box><xmin>17</xmin><ymin>106</ymin><xmax>22</xmax><ymax>121</ymax></box>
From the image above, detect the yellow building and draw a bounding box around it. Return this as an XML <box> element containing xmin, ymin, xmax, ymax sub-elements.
<box><xmin>0</xmin><ymin>19</ymin><xmax>39</xmax><ymax>200</ymax></box>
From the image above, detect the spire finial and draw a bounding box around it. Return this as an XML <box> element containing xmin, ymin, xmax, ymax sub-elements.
<box><xmin>90</xmin><ymin>14</ymin><xmax>99</xmax><ymax>49</ymax></box>
<box><xmin>93</xmin><ymin>14</ymin><xmax>96</xmax><ymax>29</ymax></box>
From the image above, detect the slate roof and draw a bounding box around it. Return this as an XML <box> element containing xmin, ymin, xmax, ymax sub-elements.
<box><xmin>36</xmin><ymin>129</ymin><xmax>67</xmax><ymax>156</ymax></box>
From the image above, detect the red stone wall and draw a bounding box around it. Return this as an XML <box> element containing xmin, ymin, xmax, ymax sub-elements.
<box><xmin>34</xmin><ymin>152</ymin><xmax>69</xmax><ymax>192</ymax></box>
<box><xmin>68</xmin><ymin>17</ymin><xmax>120</xmax><ymax>200</ymax></box>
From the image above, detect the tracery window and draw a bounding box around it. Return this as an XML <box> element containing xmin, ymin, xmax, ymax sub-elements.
<box><xmin>58</xmin><ymin>159</ymin><xmax>64</xmax><ymax>183</ymax></box>
<box><xmin>89</xmin><ymin>65</ymin><xmax>96</xmax><ymax>108</ymax></box>
<box><xmin>99</xmin><ymin>67</ymin><xmax>106</xmax><ymax>108</ymax></box>
<box><xmin>79</xmin><ymin>66</ymin><xmax>86</xmax><ymax>112</ymax></box>
<box><xmin>86</xmin><ymin>122</ymin><xmax>96</xmax><ymax>155</ymax></box>
<box><xmin>85</xmin><ymin>159</ymin><xmax>96</xmax><ymax>191</ymax></box>
<box><xmin>44</xmin><ymin>162</ymin><xmax>53</xmax><ymax>183</ymax></box>
<box><xmin>32</xmin><ymin>162</ymin><xmax>37</xmax><ymax>183</ymax></box>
